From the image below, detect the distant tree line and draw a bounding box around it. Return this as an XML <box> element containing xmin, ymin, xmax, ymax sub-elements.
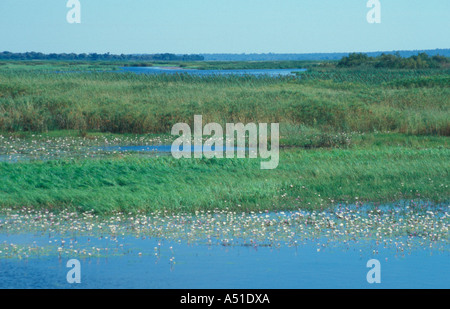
<box><xmin>0</xmin><ymin>51</ymin><xmax>204</xmax><ymax>61</ymax></box>
<box><xmin>202</xmin><ymin>49</ymin><xmax>450</xmax><ymax>61</ymax></box>
<box><xmin>337</xmin><ymin>52</ymin><xmax>449</xmax><ymax>69</ymax></box>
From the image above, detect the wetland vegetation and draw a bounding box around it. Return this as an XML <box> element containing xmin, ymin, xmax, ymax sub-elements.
<box><xmin>0</xmin><ymin>58</ymin><xmax>448</xmax><ymax>214</ymax></box>
<box><xmin>0</xmin><ymin>56</ymin><xmax>448</xmax><ymax>288</ymax></box>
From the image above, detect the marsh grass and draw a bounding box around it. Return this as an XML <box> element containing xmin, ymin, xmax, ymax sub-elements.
<box><xmin>0</xmin><ymin>62</ymin><xmax>448</xmax><ymax>214</ymax></box>
<box><xmin>0</xmin><ymin>64</ymin><xmax>448</xmax><ymax>136</ymax></box>
<box><xmin>0</xmin><ymin>145</ymin><xmax>448</xmax><ymax>214</ymax></box>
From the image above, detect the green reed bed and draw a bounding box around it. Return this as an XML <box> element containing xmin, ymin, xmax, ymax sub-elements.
<box><xmin>0</xmin><ymin>64</ymin><xmax>449</xmax><ymax>135</ymax></box>
<box><xmin>0</xmin><ymin>145</ymin><xmax>448</xmax><ymax>214</ymax></box>
<box><xmin>297</xmin><ymin>68</ymin><xmax>450</xmax><ymax>85</ymax></box>
<box><xmin>0</xmin><ymin>62</ymin><xmax>448</xmax><ymax>214</ymax></box>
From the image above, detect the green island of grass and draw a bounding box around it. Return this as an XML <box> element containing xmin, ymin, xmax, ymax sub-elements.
<box><xmin>0</xmin><ymin>58</ymin><xmax>448</xmax><ymax>214</ymax></box>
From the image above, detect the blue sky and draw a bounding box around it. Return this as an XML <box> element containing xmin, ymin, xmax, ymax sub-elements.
<box><xmin>0</xmin><ymin>0</ymin><xmax>448</xmax><ymax>54</ymax></box>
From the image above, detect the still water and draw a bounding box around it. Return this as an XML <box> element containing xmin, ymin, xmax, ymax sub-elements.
<box><xmin>120</xmin><ymin>66</ymin><xmax>306</xmax><ymax>77</ymax></box>
<box><xmin>0</xmin><ymin>205</ymin><xmax>448</xmax><ymax>289</ymax></box>
<box><xmin>0</xmin><ymin>235</ymin><xmax>448</xmax><ymax>289</ymax></box>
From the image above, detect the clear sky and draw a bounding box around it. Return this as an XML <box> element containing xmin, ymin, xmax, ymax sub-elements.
<box><xmin>0</xmin><ymin>0</ymin><xmax>448</xmax><ymax>54</ymax></box>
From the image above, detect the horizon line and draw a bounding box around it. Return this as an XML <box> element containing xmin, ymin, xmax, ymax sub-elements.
<box><xmin>2</xmin><ymin>47</ymin><xmax>450</xmax><ymax>56</ymax></box>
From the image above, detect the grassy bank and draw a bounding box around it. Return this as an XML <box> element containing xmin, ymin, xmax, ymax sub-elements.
<box><xmin>0</xmin><ymin>63</ymin><xmax>449</xmax><ymax>136</ymax></box>
<box><xmin>0</xmin><ymin>142</ymin><xmax>448</xmax><ymax>214</ymax></box>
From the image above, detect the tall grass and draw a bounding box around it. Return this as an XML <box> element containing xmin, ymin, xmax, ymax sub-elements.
<box><xmin>0</xmin><ymin>64</ymin><xmax>449</xmax><ymax>136</ymax></box>
<box><xmin>0</xmin><ymin>63</ymin><xmax>449</xmax><ymax>214</ymax></box>
<box><xmin>298</xmin><ymin>68</ymin><xmax>450</xmax><ymax>84</ymax></box>
<box><xmin>0</xmin><ymin>147</ymin><xmax>448</xmax><ymax>213</ymax></box>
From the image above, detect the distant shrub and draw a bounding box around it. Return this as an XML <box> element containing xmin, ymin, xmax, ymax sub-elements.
<box><xmin>337</xmin><ymin>52</ymin><xmax>449</xmax><ymax>69</ymax></box>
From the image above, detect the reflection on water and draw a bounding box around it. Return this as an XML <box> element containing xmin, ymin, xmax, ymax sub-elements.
<box><xmin>0</xmin><ymin>133</ymin><xmax>253</xmax><ymax>163</ymax></box>
<box><xmin>1</xmin><ymin>239</ymin><xmax>448</xmax><ymax>289</ymax></box>
<box><xmin>120</xmin><ymin>66</ymin><xmax>306</xmax><ymax>77</ymax></box>
<box><xmin>100</xmin><ymin>145</ymin><xmax>252</xmax><ymax>154</ymax></box>
<box><xmin>0</xmin><ymin>203</ymin><xmax>448</xmax><ymax>288</ymax></box>
<box><xmin>0</xmin><ymin>145</ymin><xmax>252</xmax><ymax>162</ymax></box>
